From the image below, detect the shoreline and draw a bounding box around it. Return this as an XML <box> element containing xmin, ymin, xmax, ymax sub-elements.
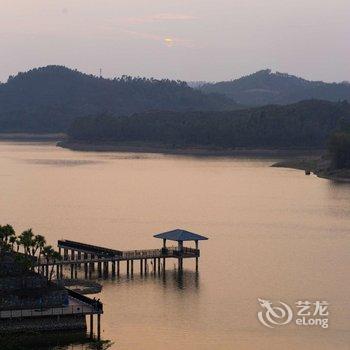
<box><xmin>272</xmin><ymin>157</ymin><xmax>350</xmax><ymax>182</ymax></box>
<box><xmin>0</xmin><ymin>133</ymin><xmax>66</xmax><ymax>142</ymax></box>
<box><xmin>57</xmin><ymin>141</ymin><xmax>324</xmax><ymax>158</ymax></box>
<box><xmin>2</xmin><ymin>136</ymin><xmax>349</xmax><ymax>181</ymax></box>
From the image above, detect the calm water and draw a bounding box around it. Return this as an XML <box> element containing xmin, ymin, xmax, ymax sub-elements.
<box><xmin>0</xmin><ymin>142</ymin><xmax>349</xmax><ymax>350</ymax></box>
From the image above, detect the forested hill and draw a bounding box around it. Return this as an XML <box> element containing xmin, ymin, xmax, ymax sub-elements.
<box><xmin>199</xmin><ymin>70</ymin><xmax>350</xmax><ymax>106</ymax></box>
<box><xmin>0</xmin><ymin>66</ymin><xmax>238</xmax><ymax>132</ymax></box>
<box><xmin>67</xmin><ymin>100</ymin><xmax>350</xmax><ymax>149</ymax></box>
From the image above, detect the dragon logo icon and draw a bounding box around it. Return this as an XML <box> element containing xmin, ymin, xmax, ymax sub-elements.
<box><xmin>257</xmin><ymin>298</ymin><xmax>293</xmax><ymax>328</ymax></box>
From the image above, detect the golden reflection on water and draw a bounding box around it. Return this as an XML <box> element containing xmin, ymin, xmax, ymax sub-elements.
<box><xmin>0</xmin><ymin>142</ymin><xmax>349</xmax><ymax>350</ymax></box>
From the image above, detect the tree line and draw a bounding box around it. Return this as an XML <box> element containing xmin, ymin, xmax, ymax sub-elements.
<box><xmin>0</xmin><ymin>224</ymin><xmax>61</xmax><ymax>282</ymax></box>
<box><xmin>328</xmin><ymin>119</ymin><xmax>350</xmax><ymax>169</ymax></box>
<box><xmin>67</xmin><ymin>100</ymin><xmax>350</xmax><ymax>150</ymax></box>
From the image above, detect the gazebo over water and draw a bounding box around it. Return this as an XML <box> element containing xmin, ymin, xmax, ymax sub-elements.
<box><xmin>56</xmin><ymin>229</ymin><xmax>208</xmax><ymax>280</ymax></box>
<box><xmin>153</xmin><ymin>229</ymin><xmax>208</xmax><ymax>270</ymax></box>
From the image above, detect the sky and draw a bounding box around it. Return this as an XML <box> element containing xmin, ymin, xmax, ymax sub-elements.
<box><xmin>0</xmin><ymin>0</ymin><xmax>349</xmax><ymax>83</ymax></box>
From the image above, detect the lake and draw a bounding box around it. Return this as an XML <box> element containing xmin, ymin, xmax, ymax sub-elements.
<box><xmin>0</xmin><ymin>141</ymin><xmax>349</xmax><ymax>350</ymax></box>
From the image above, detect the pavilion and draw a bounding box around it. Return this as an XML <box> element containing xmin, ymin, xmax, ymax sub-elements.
<box><xmin>153</xmin><ymin>229</ymin><xmax>208</xmax><ymax>270</ymax></box>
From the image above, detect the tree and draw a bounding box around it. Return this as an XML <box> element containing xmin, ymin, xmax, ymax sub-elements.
<box><xmin>9</xmin><ymin>235</ymin><xmax>16</xmax><ymax>251</ymax></box>
<box><xmin>32</xmin><ymin>234</ymin><xmax>46</xmax><ymax>258</ymax></box>
<box><xmin>49</xmin><ymin>251</ymin><xmax>62</xmax><ymax>282</ymax></box>
<box><xmin>19</xmin><ymin>229</ymin><xmax>34</xmax><ymax>256</ymax></box>
<box><xmin>0</xmin><ymin>225</ymin><xmax>16</xmax><ymax>252</ymax></box>
<box><xmin>328</xmin><ymin>132</ymin><xmax>350</xmax><ymax>168</ymax></box>
<box><xmin>1</xmin><ymin>224</ymin><xmax>62</xmax><ymax>282</ymax></box>
<box><xmin>42</xmin><ymin>245</ymin><xmax>62</xmax><ymax>283</ymax></box>
<box><xmin>2</xmin><ymin>224</ymin><xmax>15</xmax><ymax>245</ymax></box>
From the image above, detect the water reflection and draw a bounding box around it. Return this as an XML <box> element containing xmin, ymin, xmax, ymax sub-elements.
<box><xmin>160</xmin><ymin>269</ymin><xmax>200</xmax><ymax>291</ymax></box>
<box><xmin>93</xmin><ymin>267</ymin><xmax>201</xmax><ymax>293</ymax></box>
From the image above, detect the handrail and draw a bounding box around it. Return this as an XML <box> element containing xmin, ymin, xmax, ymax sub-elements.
<box><xmin>36</xmin><ymin>246</ymin><xmax>200</xmax><ymax>266</ymax></box>
<box><xmin>58</xmin><ymin>240</ymin><xmax>123</xmax><ymax>257</ymax></box>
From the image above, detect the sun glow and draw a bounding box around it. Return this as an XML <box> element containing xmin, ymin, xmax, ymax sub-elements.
<box><xmin>164</xmin><ymin>37</ymin><xmax>174</xmax><ymax>47</ymax></box>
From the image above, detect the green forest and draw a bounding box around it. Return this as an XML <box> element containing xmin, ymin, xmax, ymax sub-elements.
<box><xmin>328</xmin><ymin>118</ymin><xmax>350</xmax><ymax>169</ymax></box>
<box><xmin>67</xmin><ymin>100</ymin><xmax>350</xmax><ymax>149</ymax></box>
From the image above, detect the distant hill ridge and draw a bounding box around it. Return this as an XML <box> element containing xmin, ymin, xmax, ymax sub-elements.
<box><xmin>0</xmin><ymin>65</ymin><xmax>238</xmax><ymax>133</ymax></box>
<box><xmin>199</xmin><ymin>69</ymin><xmax>350</xmax><ymax>106</ymax></box>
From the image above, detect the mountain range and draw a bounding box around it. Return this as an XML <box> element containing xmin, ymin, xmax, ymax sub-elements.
<box><xmin>1</xmin><ymin>66</ymin><xmax>350</xmax><ymax>133</ymax></box>
<box><xmin>0</xmin><ymin>66</ymin><xmax>237</xmax><ymax>132</ymax></box>
<box><xmin>199</xmin><ymin>69</ymin><xmax>350</xmax><ymax>106</ymax></box>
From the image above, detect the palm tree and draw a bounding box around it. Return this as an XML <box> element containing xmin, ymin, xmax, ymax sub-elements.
<box><xmin>42</xmin><ymin>245</ymin><xmax>58</xmax><ymax>282</ymax></box>
<box><xmin>42</xmin><ymin>245</ymin><xmax>54</xmax><ymax>260</ymax></box>
<box><xmin>31</xmin><ymin>234</ymin><xmax>46</xmax><ymax>258</ymax></box>
<box><xmin>15</xmin><ymin>238</ymin><xmax>21</xmax><ymax>252</ymax></box>
<box><xmin>1</xmin><ymin>225</ymin><xmax>62</xmax><ymax>280</ymax></box>
<box><xmin>0</xmin><ymin>225</ymin><xmax>15</xmax><ymax>251</ymax></box>
<box><xmin>9</xmin><ymin>235</ymin><xmax>16</xmax><ymax>251</ymax></box>
<box><xmin>43</xmin><ymin>245</ymin><xmax>53</xmax><ymax>271</ymax></box>
<box><xmin>2</xmin><ymin>225</ymin><xmax>15</xmax><ymax>245</ymax></box>
<box><xmin>49</xmin><ymin>251</ymin><xmax>62</xmax><ymax>282</ymax></box>
<box><xmin>19</xmin><ymin>229</ymin><xmax>34</xmax><ymax>256</ymax></box>
<box><xmin>0</xmin><ymin>225</ymin><xmax>4</xmax><ymax>245</ymax></box>
<box><xmin>0</xmin><ymin>226</ymin><xmax>6</xmax><ymax>251</ymax></box>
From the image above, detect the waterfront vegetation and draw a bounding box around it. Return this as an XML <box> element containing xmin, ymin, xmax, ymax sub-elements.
<box><xmin>328</xmin><ymin>132</ymin><xmax>350</xmax><ymax>169</ymax></box>
<box><xmin>0</xmin><ymin>225</ymin><xmax>61</xmax><ymax>281</ymax></box>
<box><xmin>66</xmin><ymin>100</ymin><xmax>350</xmax><ymax>149</ymax></box>
<box><xmin>273</xmin><ymin>126</ymin><xmax>350</xmax><ymax>180</ymax></box>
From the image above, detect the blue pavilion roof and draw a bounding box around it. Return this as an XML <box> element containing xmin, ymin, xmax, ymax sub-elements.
<box><xmin>153</xmin><ymin>229</ymin><xmax>208</xmax><ymax>242</ymax></box>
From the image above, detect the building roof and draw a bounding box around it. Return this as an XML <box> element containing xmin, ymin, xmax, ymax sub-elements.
<box><xmin>153</xmin><ymin>229</ymin><xmax>209</xmax><ymax>242</ymax></box>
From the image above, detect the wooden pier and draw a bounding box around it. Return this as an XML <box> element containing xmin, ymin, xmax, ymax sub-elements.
<box><xmin>30</xmin><ymin>229</ymin><xmax>207</xmax><ymax>340</ymax></box>
<box><xmin>36</xmin><ymin>229</ymin><xmax>208</xmax><ymax>279</ymax></box>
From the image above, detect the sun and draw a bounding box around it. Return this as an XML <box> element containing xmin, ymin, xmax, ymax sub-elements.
<box><xmin>164</xmin><ymin>38</ymin><xmax>174</xmax><ymax>47</ymax></box>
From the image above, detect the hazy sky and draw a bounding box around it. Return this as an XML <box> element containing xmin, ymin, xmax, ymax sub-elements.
<box><xmin>0</xmin><ymin>0</ymin><xmax>349</xmax><ymax>82</ymax></box>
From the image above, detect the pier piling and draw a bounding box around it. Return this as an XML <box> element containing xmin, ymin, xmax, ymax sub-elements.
<box><xmin>97</xmin><ymin>314</ymin><xmax>101</xmax><ymax>340</ymax></box>
<box><xmin>90</xmin><ymin>314</ymin><xmax>94</xmax><ymax>338</ymax></box>
<box><xmin>111</xmin><ymin>261</ymin><xmax>116</xmax><ymax>276</ymax></box>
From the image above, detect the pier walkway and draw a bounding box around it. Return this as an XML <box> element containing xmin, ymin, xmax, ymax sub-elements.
<box><xmin>35</xmin><ymin>229</ymin><xmax>208</xmax><ymax>278</ymax></box>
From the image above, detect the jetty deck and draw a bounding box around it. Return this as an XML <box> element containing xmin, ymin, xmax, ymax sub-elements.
<box><xmin>35</xmin><ymin>229</ymin><xmax>208</xmax><ymax>278</ymax></box>
<box><xmin>14</xmin><ymin>229</ymin><xmax>207</xmax><ymax>339</ymax></box>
